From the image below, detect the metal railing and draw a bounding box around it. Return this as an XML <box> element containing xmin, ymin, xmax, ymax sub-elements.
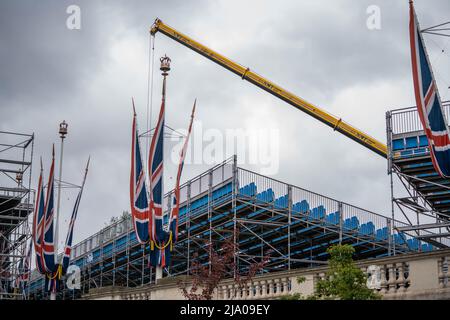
<box><xmin>390</xmin><ymin>101</ymin><xmax>450</xmax><ymax>135</ymax></box>
<box><xmin>237</xmin><ymin>166</ymin><xmax>448</xmax><ymax>248</ymax></box>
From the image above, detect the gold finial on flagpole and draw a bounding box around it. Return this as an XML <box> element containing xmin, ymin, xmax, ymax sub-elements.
<box><xmin>160</xmin><ymin>55</ymin><xmax>171</xmax><ymax>76</ymax></box>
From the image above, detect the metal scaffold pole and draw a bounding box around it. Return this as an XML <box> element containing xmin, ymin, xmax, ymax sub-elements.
<box><xmin>232</xmin><ymin>155</ymin><xmax>237</xmax><ymax>280</ymax></box>
<box><xmin>386</xmin><ymin>111</ymin><xmax>395</xmax><ymax>257</ymax></box>
<box><xmin>186</xmin><ymin>182</ymin><xmax>191</xmax><ymax>275</ymax></box>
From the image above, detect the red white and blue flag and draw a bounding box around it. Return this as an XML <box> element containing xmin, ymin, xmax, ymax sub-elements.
<box><xmin>148</xmin><ymin>97</ymin><xmax>166</xmax><ymax>245</ymax></box>
<box><xmin>130</xmin><ymin>99</ymin><xmax>151</xmax><ymax>244</ymax></box>
<box><xmin>170</xmin><ymin>100</ymin><xmax>196</xmax><ymax>242</ymax></box>
<box><xmin>62</xmin><ymin>158</ymin><xmax>89</xmax><ymax>274</ymax></box>
<box><xmin>32</xmin><ymin>160</ymin><xmax>46</xmax><ymax>274</ymax></box>
<box><xmin>42</xmin><ymin>146</ymin><xmax>57</xmax><ymax>274</ymax></box>
<box><xmin>32</xmin><ymin>147</ymin><xmax>88</xmax><ymax>294</ymax></box>
<box><xmin>410</xmin><ymin>2</ymin><xmax>450</xmax><ymax>177</ymax></box>
<box><xmin>130</xmin><ymin>92</ymin><xmax>196</xmax><ymax>267</ymax></box>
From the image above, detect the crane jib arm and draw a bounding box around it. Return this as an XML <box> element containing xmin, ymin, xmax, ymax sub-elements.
<box><xmin>150</xmin><ymin>19</ymin><xmax>388</xmax><ymax>158</ymax></box>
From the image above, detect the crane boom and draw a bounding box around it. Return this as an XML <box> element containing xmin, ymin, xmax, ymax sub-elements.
<box><xmin>150</xmin><ymin>18</ymin><xmax>388</xmax><ymax>158</ymax></box>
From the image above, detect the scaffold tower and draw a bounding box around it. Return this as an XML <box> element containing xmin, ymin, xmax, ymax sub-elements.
<box><xmin>386</xmin><ymin>102</ymin><xmax>450</xmax><ymax>253</ymax></box>
<box><xmin>0</xmin><ymin>130</ymin><xmax>34</xmax><ymax>300</ymax></box>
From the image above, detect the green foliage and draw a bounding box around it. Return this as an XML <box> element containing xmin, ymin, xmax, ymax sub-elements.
<box><xmin>279</xmin><ymin>245</ymin><xmax>381</xmax><ymax>300</ymax></box>
<box><xmin>313</xmin><ymin>244</ymin><xmax>381</xmax><ymax>300</ymax></box>
<box><xmin>279</xmin><ymin>293</ymin><xmax>303</xmax><ymax>300</ymax></box>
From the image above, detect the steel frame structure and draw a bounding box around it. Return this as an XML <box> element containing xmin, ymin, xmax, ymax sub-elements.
<box><xmin>28</xmin><ymin>155</ymin><xmax>447</xmax><ymax>300</ymax></box>
<box><xmin>386</xmin><ymin>102</ymin><xmax>450</xmax><ymax>254</ymax></box>
<box><xmin>0</xmin><ymin>130</ymin><xmax>34</xmax><ymax>300</ymax></box>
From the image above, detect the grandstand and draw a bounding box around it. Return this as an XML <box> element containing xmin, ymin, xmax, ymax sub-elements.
<box><xmin>28</xmin><ymin>155</ymin><xmax>446</xmax><ymax>300</ymax></box>
<box><xmin>387</xmin><ymin>101</ymin><xmax>450</xmax><ymax>250</ymax></box>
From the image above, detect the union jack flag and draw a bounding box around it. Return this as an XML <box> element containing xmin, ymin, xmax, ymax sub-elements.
<box><xmin>61</xmin><ymin>192</ymin><xmax>79</xmax><ymax>273</ymax></box>
<box><xmin>130</xmin><ymin>99</ymin><xmax>151</xmax><ymax>244</ymax></box>
<box><xmin>148</xmin><ymin>97</ymin><xmax>165</xmax><ymax>245</ymax></box>
<box><xmin>170</xmin><ymin>100</ymin><xmax>196</xmax><ymax>242</ymax></box>
<box><xmin>62</xmin><ymin>158</ymin><xmax>89</xmax><ymax>274</ymax></box>
<box><xmin>32</xmin><ymin>160</ymin><xmax>46</xmax><ymax>274</ymax></box>
<box><xmin>410</xmin><ymin>2</ymin><xmax>450</xmax><ymax>177</ymax></box>
<box><xmin>42</xmin><ymin>146</ymin><xmax>57</xmax><ymax>274</ymax></box>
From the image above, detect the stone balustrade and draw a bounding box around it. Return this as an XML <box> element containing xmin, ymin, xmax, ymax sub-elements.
<box><xmin>216</xmin><ymin>276</ymin><xmax>291</xmax><ymax>300</ymax></box>
<box><xmin>82</xmin><ymin>249</ymin><xmax>450</xmax><ymax>300</ymax></box>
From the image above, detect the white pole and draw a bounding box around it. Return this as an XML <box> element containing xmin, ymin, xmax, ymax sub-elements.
<box><xmin>155</xmin><ymin>266</ymin><xmax>163</xmax><ymax>283</ymax></box>
<box><xmin>154</xmin><ymin>55</ymin><xmax>170</xmax><ymax>284</ymax></box>
<box><xmin>51</xmin><ymin>121</ymin><xmax>68</xmax><ymax>300</ymax></box>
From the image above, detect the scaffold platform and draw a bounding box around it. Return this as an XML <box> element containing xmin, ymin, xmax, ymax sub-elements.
<box><xmin>387</xmin><ymin>102</ymin><xmax>450</xmax><ymax>248</ymax></box>
<box><xmin>0</xmin><ymin>130</ymin><xmax>34</xmax><ymax>300</ymax></box>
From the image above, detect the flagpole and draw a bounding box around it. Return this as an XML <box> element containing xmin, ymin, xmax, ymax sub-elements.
<box><xmin>59</xmin><ymin>156</ymin><xmax>90</xmax><ymax>267</ymax></box>
<box><xmin>154</xmin><ymin>55</ymin><xmax>171</xmax><ymax>283</ymax></box>
<box><xmin>51</xmin><ymin>121</ymin><xmax>68</xmax><ymax>300</ymax></box>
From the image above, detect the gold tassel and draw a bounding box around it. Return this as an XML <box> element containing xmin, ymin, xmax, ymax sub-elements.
<box><xmin>57</xmin><ymin>264</ymin><xmax>63</xmax><ymax>280</ymax></box>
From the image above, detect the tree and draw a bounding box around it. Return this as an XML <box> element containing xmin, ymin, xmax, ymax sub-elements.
<box><xmin>281</xmin><ymin>244</ymin><xmax>381</xmax><ymax>300</ymax></box>
<box><xmin>178</xmin><ymin>234</ymin><xmax>268</xmax><ymax>300</ymax></box>
<box><xmin>313</xmin><ymin>244</ymin><xmax>381</xmax><ymax>300</ymax></box>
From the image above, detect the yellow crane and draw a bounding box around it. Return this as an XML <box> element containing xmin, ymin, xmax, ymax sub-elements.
<box><xmin>150</xmin><ymin>19</ymin><xmax>388</xmax><ymax>158</ymax></box>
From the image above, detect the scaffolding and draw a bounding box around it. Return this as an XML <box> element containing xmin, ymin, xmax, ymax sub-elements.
<box><xmin>27</xmin><ymin>154</ymin><xmax>449</xmax><ymax>300</ymax></box>
<box><xmin>386</xmin><ymin>102</ymin><xmax>450</xmax><ymax>253</ymax></box>
<box><xmin>0</xmin><ymin>130</ymin><xmax>34</xmax><ymax>300</ymax></box>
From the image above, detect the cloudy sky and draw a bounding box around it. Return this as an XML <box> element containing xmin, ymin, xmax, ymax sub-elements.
<box><xmin>1</xmin><ymin>0</ymin><xmax>449</xmax><ymax>248</ymax></box>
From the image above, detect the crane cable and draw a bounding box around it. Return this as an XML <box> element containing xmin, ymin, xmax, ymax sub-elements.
<box><xmin>146</xmin><ymin>34</ymin><xmax>156</xmax><ymax>159</ymax></box>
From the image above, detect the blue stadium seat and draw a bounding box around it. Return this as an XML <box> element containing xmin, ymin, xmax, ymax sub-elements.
<box><xmin>344</xmin><ymin>217</ymin><xmax>358</xmax><ymax>230</ymax></box>
<box><xmin>394</xmin><ymin>233</ymin><xmax>406</xmax><ymax>245</ymax></box>
<box><xmin>326</xmin><ymin>212</ymin><xmax>335</xmax><ymax>225</ymax></box>
<box><xmin>309</xmin><ymin>205</ymin><xmax>325</xmax><ymax>220</ymax></box>
<box><xmin>358</xmin><ymin>222</ymin><xmax>375</xmax><ymax>236</ymax></box>
<box><xmin>407</xmin><ymin>238</ymin><xmax>420</xmax><ymax>250</ymax></box>
<box><xmin>256</xmin><ymin>188</ymin><xmax>274</xmax><ymax>203</ymax></box>
<box><xmin>375</xmin><ymin>227</ymin><xmax>388</xmax><ymax>241</ymax></box>
<box><xmin>392</xmin><ymin>139</ymin><xmax>405</xmax><ymax>151</ymax></box>
<box><xmin>419</xmin><ymin>135</ymin><xmax>428</xmax><ymax>147</ymax></box>
<box><xmin>239</xmin><ymin>183</ymin><xmax>257</xmax><ymax>197</ymax></box>
<box><xmin>274</xmin><ymin>194</ymin><xmax>288</xmax><ymax>209</ymax></box>
<box><xmin>292</xmin><ymin>200</ymin><xmax>309</xmax><ymax>215</ymax></box>
<box><xmin>115</xmin><ymin>236</ymin><xmax>127</xmax><ymax>250</ymax></box>
<box><xmin>92</xmin><ymin>249</ymin><xmax>101</xmax><ymax>261</ymax></box>
<box><xmin>366</xmin><ymin>222</ymin><xmax>375</xmax><ymax>235</ymax></box>
<box><xmin>405</xmin><ymin>136</ymin><xmax>418</xmax><ymax>149</ymax></box>
<box><xmin>325</xmin><ymin>211</ymin><xmax>340</xmax><ymax>225</ymax></box>
<box><xmin>351</xmin><ymin>216</ymin><xmax>359</xmax><ymax>229</ymax></box>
